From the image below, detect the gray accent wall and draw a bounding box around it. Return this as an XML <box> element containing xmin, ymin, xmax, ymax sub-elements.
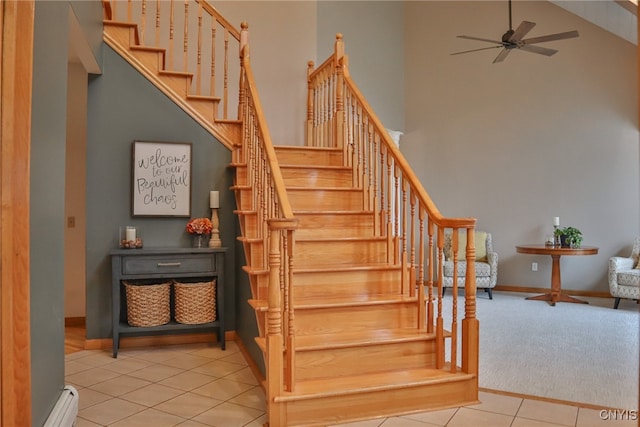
<box><xmin>86</xmin><ymin>46</ymin><xmax>237</xmax><ymax>339</ymax></box>
<box><xmin>31</xmin><ymin>4</ymin><xmax>69</xmax><ymax>425</ymax></box>
<box><xmin>31</xmin><ymin>1</ymin><xmax>103</xmax><ymax>425</ymax></box>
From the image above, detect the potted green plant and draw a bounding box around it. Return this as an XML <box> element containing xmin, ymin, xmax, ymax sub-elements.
<box><xmin>554</xmin><ymin>226</ymin><xmax>583</xmax><ymax>248</ymax></box>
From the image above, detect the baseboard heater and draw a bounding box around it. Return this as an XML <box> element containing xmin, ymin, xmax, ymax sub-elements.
<box><xmin>43</xmin><ymin>385</ymin><xmax>78</xmax><ymax>427</ymax></box>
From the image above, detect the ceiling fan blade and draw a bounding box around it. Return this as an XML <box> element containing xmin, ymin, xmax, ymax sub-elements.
<box><xmin>509</xmin><ymin>21</ymin><xmax>536</xmax><ymax>42</ymax></box>
<box><xmin>519</xmin><ymin>44</ymin><xmax>558</xmax><ymax>57</ymax></box>
<box><xmin>451</xmin><ymin>45</ymin><xmax>502</xmax><ymax>56</ymax></box>
<box><xmin>492</xmin><ymin>48</ymin><xmax>511</xmax><ymax>63</ymax></box>
<box><xmin>522</xmin><ymin>30</ymin><xmax>579</xmax><ymax>45</ymax></box>
<box><xmin>457</xmin><ymin>35</ymin><xmax>504</xmax><ymax>45</ymax></box>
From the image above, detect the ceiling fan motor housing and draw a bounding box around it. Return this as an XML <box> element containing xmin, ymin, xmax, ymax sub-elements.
<box><xmin>501</xmin><ymin>29</ymin><xmax>514</xmax><ymax>43</ymax></box>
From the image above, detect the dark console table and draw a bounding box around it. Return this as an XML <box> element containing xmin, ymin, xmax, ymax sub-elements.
<box><xmin>110</xmin><ymin>247</ymin><xmax>226</xmax><ymax>357</ymax></box>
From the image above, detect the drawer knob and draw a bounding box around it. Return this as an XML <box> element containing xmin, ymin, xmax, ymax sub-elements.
<box><xmin>157</xmin><ymin>262</ymin><xmax>181</xmax><ymax>267</ymax></box>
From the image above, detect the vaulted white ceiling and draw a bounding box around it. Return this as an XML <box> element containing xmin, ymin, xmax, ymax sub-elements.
<box><xmin>551</xmin><ymin>0</ymin><xmax>637</xmax><ymax>45</ymax></box>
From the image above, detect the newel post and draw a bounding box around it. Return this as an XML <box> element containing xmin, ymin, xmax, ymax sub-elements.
<box><xmin>462</xmin><ymin>227</ymin><xmax>479</xmax><ymax>376</ymax></box>
<box><xmin>306</xmin><ymin>61</ymin><xmax>315</xmax><ymax>147</ymax></box>
<box><xmin>334</xmin><ymin>34</ymin><xmax>345</xmax><ymax>149</ymax></box>
<box><xmin>266</xmin><ymin>221</ymin><xmax>284</xmax><ymax>425</ymax></box>
<box><xmin>265</xmin><ymin>218</ymin><xmax>298</xmax><ymax>426</ymax></box>
<box><xmin>237</xmin><ymin>21</ymin><xmax>249</xmax><ymax>120</ymax></box>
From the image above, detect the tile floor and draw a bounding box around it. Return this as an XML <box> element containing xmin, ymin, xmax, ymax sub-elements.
<box><xmin>66</xmin><ymin>342</ymin><xmax>638</xmax><ymax>427</ymax></box>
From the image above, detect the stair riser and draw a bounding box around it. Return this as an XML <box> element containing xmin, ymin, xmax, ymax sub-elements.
<box><xmin>243</xmin><ymin>240</ymin><xmax>266</xmax><ymax>269</ymax></box>
<box><xmin>294</xmin><ymin>213</ymin><xmax>376</xmax><ymax>239</ymax></box>
<box><xmin>237</xmin><ymin>213</ymin><xmax>260</xmax><ymax>239</ymax></box>
<box><xmin>281</xmin><ymin>167</ymin><xmax>353</xmax><ymax>188</ymax></box>
<box><xmin>292</xmin><ymin>268</ymin><xmax>403</xmax><ymax>289</ymax></box>
<box><xmin>291</xmin><ymin>268</ymin><xmax>406</xmax><ymax>299</ymax></box>
<box><xmin>130</xmin><ymin>48</ymin><xmax>162</xmax><ymax>74</ymax></box>
<box><xmin>104</xmin><ymin>23</ymin><xmax>138</xmax><ymax>47</ymax></box>
<box><xmin>275</xmin><ymin>147</ymin><xmax>343</xmax><ymax>166</ymax></box>
<box><xmin>188</xmin><ymin>98</ymin><xmax>219</xmax><ymax>122</ymax></box>
<box><xmin>246</xmin><ymin>271</ymin><xmax>269</xmax><ymax>300</ymax></box>
<box><xmin>294</xmin><ymin>280</ymin><xmax>401</xmax><ymax>299</ymax></box>
<box><xmin>235</xmin><ymin>187</ymin><xmax>253</xmax><ymax>210</ymax></box>
<box><xmin>234</xmin><ymin>166</ymin><xmax>248</xmax><ymax>186</ymax></box>
<box><xmin>279</xmin><ymin>377</ymin><xmax>478</xmax><ymax>426</ymax></box>
<box><xmin>296</xmin><ymin>340</ymin><xmax>436</xmax><ymax>381</ymax></box>
<box><xmin>288</xmin><ymin>189</ymin><xmax>363</xmax><ymax>211</ymax></box>
<box><xmin>295</xmin><ymin>303</ymin><xmax>417</xmax><ymax>335</ymax></box>
<box><xmin>158</xmin><ymin>73</ymin><xmax>190</xmax><ymax>98</ymax></box>
<box><xmin>295</xmin><ymin>240</ymin><xmax>386</xmax><ymax>267</ymax></box>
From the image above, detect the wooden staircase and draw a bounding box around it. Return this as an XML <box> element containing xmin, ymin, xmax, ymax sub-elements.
<box><xmin>232</xmin><ymin>145</ymin><xmax>479</xmax><ymax>425</ymax></box>
<box><xmin>102</xmin><ymin>2</ymin><xmax>480</xmax><ymax>425</ymax></box>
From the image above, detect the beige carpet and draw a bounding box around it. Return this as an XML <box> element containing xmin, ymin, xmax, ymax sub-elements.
<box><xmin>443</xmin><ymin>290</ymin><xmax>639</xmax><ymax>410</ymax></box>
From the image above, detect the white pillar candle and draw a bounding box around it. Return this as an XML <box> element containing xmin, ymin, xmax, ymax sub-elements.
<box><xmin>553</xmin><ymin>217</ymin><xmax>560</xmax><ymax>226</ymax></box>
<box><xmin>210</xmin><ymin>191</ymin><xmax>220</xmax><ymax>208</ymax></box>
<box><xmin>126</xmin><ymin>226</ymin><xmax>136</xmax><ymax>241</ymax></box>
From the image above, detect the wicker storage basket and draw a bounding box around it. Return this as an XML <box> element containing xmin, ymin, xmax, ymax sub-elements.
<box><xmin>174</xmin><ymin>280</ymin><xmax>216</xmax><ymax>324</ymax></box>
<box><xmin>123</xmin><ymin>281</ymin><xmax>171</xmax><ymax>327</ymax></box>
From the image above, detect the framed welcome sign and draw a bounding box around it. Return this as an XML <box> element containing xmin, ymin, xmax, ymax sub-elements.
<box><xmin>131</xmin><ymin>141</ymin><xmax>192</xmax><ymax>217</ymax></box>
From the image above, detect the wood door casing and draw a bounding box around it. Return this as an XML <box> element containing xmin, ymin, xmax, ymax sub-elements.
<box><xmin>1</xmin><ymin>1</ymin><xmax>34</xmax><ymax>425</ymax></box>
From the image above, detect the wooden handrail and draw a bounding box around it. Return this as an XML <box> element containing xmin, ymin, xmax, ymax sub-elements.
<box><xmin>194</xmin><ymin>0</ymin><xmax>240</xmax><ymax>41</ymax></box>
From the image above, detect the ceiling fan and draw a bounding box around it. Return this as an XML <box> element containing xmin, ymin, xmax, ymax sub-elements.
<box><xmin>451</xmin><ymin>0</ymin><xmax>579</xmax><ymax>63</ymax></box>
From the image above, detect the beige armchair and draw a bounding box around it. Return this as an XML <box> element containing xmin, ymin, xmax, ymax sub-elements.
<box><xmin>608</xmin><ymin>237</ymin><xmax>640</xmax><ymax>309</ymax></box>
<box><xmin>442</xmin><ymin>230</ymin><xmax>498</xmax><ymax>299</ymax></box>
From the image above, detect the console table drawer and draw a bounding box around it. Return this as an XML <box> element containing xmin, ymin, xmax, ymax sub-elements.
<box><xmin>122</xmin><ymin>254</ymin><xmax>216</xmax><ymax>275</ymax></box>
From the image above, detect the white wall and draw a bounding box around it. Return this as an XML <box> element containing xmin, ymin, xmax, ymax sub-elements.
<box><xmin>206</xmin><ymin>1</ymin><xmax>637</xmax><ymax>293</ymax></box>
<box><xmin>215</xmin><ymin>1</ymin><xmax>318</xmax><ymax>146</ymax></box>
<box><xmin>401</xmin><ymin>1</ymin><xmax>638</xmax><ymax>292</ymax></box>
<box><xmin>317</xmin><ymin>1</ymin><xmax>405</xmax><ymax>132</ymax></box>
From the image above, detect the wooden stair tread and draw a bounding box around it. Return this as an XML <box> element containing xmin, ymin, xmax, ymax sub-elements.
<box><xmin>294</xmin><ymin>263</ymin><xmax>402</xmax><ymax>273</ymax></box>
<box><xmin>130</xmin><ymin>45</ymin><xmax>164</xmax><ymax>53</ymax></box>
<box><xmin>248</xmin><ymin>293</ymin><xmax>416</xmax><ymax>311</ymax></box>
<box><xmin>295</xmin><ymin>328</ymin><xmax>436</xmax><ymax>350</ymax></box>
<box><xmin>187</xmin><ymin>94</ymin><xmax>222</xmax><ymax>102</ymax></box>
<box><xmin>103</xmin><ymin>20</ymin><xmax>136</xmax><ymax>27</ymax></box>
<box><xmin>280</xmin><ymin>164</ymin><xmax>351</xmax><ymax>171</ymax></box>
<box><xmin>288</xmin><ymin>186</ymin><xmax>359</xmax><ymax>191</ymax></box>
<box><xmin>295</xmin><ymin>236</ymin><xmax>385</xmax><ymax>243</ymax></box>
<box><xmin>255</xmin><ymin>328</ymin><xmax>452</xmax><ymax>352</ymax></box>
<box><xmin>295</xmin><ymin>293</ymin><xmax>417</xmax><ymax>308</ymax></box>
<box><xmin>242</xmin><ymin>265</ymin><xmax>268</xmax><ymax>275</ymax></box>
<box><xmin>276</xmin><ymin>367</ymin><xmax>474</xmax><ymax>402</ymax></box>
<box><xmin>159</xmin><ymin>69</ymin><xmax>193</xmax><ymax>78</ymax></box>
<box><xmin>250</xmin><ymin>294</ymin><xmax>416</xmax><ymax>310</ymax></box>
<box><xmin>274</xmin><ymin>146</ymin><xmax>342</xmax><ymax>152</ymax></box>
<box><xmin>293</xmin><ymin>210</ymin><xmax>373</xmax><ymax>215</ymax></box>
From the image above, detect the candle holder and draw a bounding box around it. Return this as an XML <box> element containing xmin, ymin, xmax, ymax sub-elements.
<box><xmin>119</xmin><ymin>226</ymin><xmax>143</xmax><ymax>249</ymax></box>
<box><xmin>208</xmin><ymin>208</ymin><xmax>222</xmax><ymax>248</ymax></box>
<box><xmin>553</xmin><ymin>225</ymin><xmax>561</xmax><ymax>247</ymax></box>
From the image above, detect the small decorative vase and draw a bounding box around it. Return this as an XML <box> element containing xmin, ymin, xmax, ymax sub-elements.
<box><xmin>192</xmin><ymin>234</ymin><xmax>208</xmax><ymax>248</ymax></box>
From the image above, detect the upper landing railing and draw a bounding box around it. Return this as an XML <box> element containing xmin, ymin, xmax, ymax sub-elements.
<box><xmin>103</xmin><ymin>0</ymin><xmax>242</xmax><ymax>122</ymax></box>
